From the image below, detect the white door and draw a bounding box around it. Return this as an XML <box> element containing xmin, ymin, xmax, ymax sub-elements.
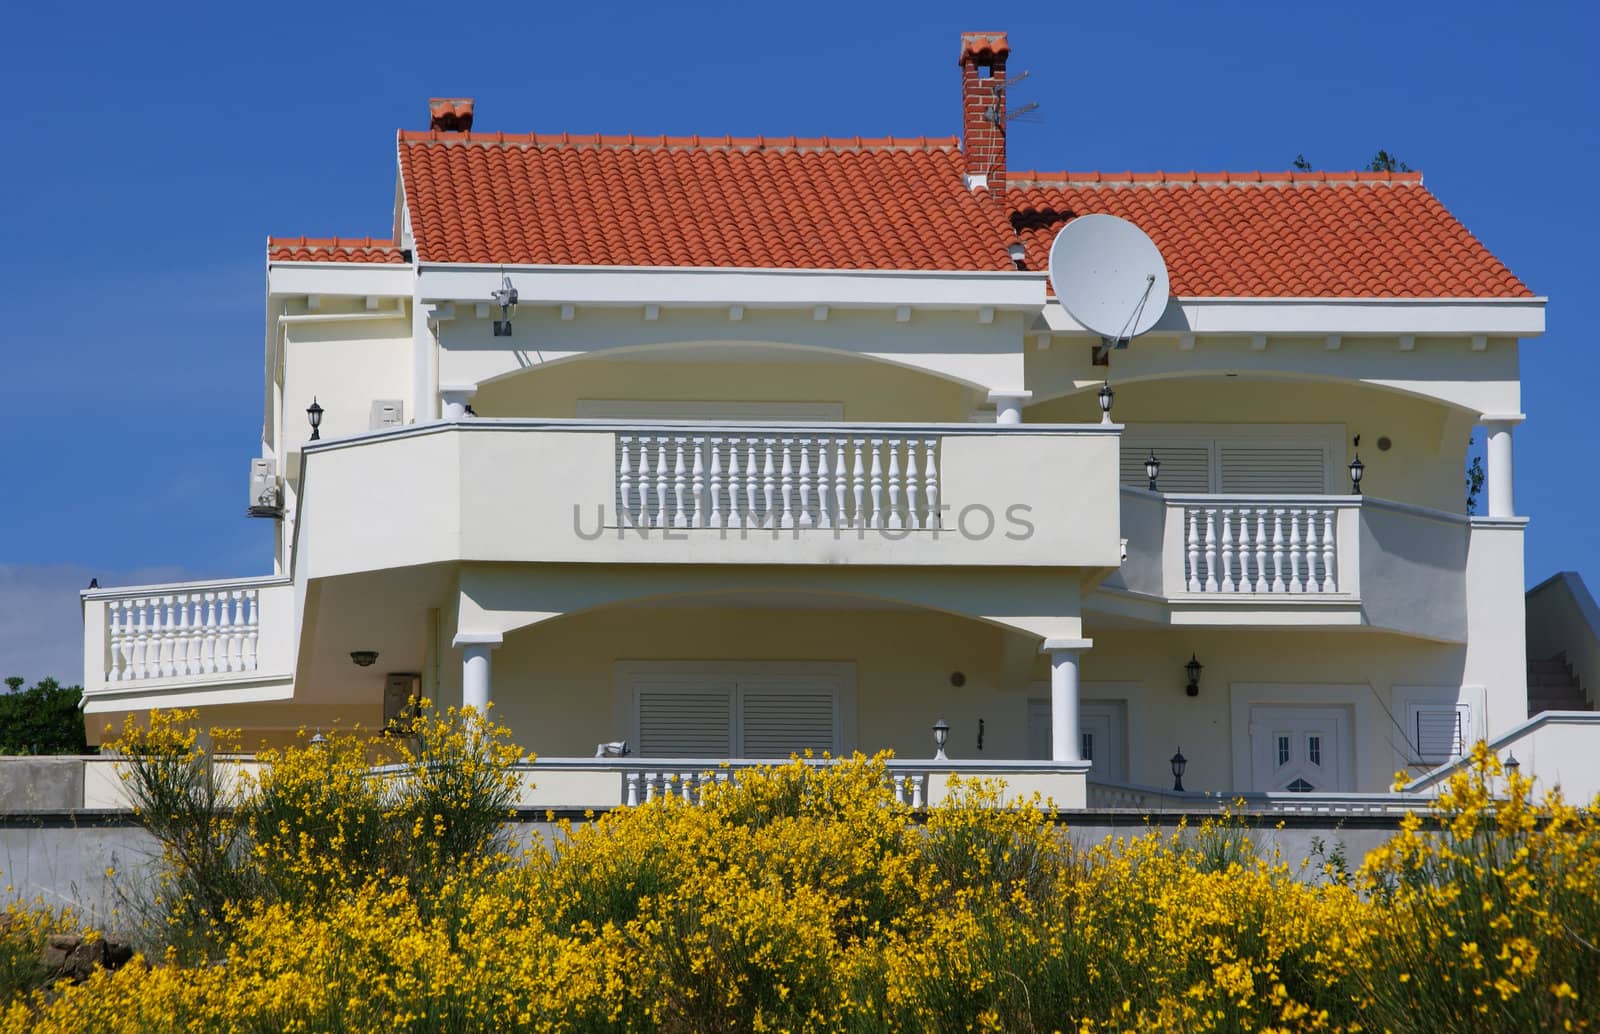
<box><xmin>1027</xmin><ymin>698</ymin><xmax>1127</xmax><ymax>780</ymax></box>
<box><xmin>1248</xmin><ymin>706</ymin><xmax>1348</xmax><ymax>792</ymax></box>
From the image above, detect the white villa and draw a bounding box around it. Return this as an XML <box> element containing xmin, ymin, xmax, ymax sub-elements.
<box><xmin>80</xmin><ymin>32</ymin><xmax>1596</xmax><ymax>810</ymax></box>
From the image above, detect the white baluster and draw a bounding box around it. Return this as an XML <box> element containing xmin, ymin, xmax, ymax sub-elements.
<box><xmin>869</xmin><ymin>439</ymin><xmax>885</xmax><ymax>529</ymax></box>
<box><xmin>798</xmin><ymin>439</ymin><xmax>814</xmax><ymax>527</ymax></box>
<box><xmin>625</xmin><ymin>772</ymin><xmax>640</xmax><ymax>807</ymax></box>
<box><xmin>885</xmin><ymin>439</ymin><xmax>904</xmax><ymax>530</ymax></box>
<box><xmin>1271</xmin><ymin>511</ymin><xmax>1287</xmax><ymax>593</ymax></box>
<box><xmin>1254</xmin><ymin>509</ymin><xmax>1270</xmax><ymax>593</ymax></box>
<box><xmin>1186</xmin><ymin>509</ymin><xmax>1202</xmax><ymax>592</ymax></box>
<box><xmin>201</xmin><ymin>592</ymin><xmax>218</xmax><ymax>674</ymax></box>
<box><xmin>707</xmin><ymin>438</ymin><xmax>724</xmax><ymax>529</ymax></box>
<box><xmin>1322</xmin><ymin>510</ymin><xmax>1338</xmax><ymax>592</ymax></box>
<box><xmin>1303</xmin><ymin>511</ymin><xmax>1321</xmax><ymax>593</ymax></box>
<box><xmin>619</xmin><ymin>435</ymin><xmax>636</xmax><ymax>526</ymax></box>
<box><xmin>1219</xmin><ymin>510</ymin><xmax>1236</xmax><ymax>592</ymax></box>
<box><xmin>729</xmin><ymin>439</ymin><xmax>747</xmax><ymax>529</ymax></box>
<box><xmin>645</xmin><ymin>773</ymin><xmax>658</xmax><ymax>803</ymax></box>
<box><xmin>654</xmin><ymin>437</ymin><xmax>671</xmax><ymax>529</ymax></box>
<box><xmin>690</xmin><ymin>438</ymin><xmax>706</xmax><ymax>528</ymax></box>
<box><xmin>131</xmin><ymin>599</ymin><xmax>149</xmax><ymax>679</ymax></box>
<box><xmin>833</xmin><ymin>439</ymin><xmax>850</xmax><ymax>528</ymax></box>
<box><xmin>682</xmin><ymin>772</ymin><xmax>695</xmax><ymax>803</ymax></box>
<box><xmin>912</xmin><ymin>773</ymin><xmax>925</xmax><ymax>809</ymax></box>
<box><xmin>672</xmin><ymin>438</ymin><xmax>690</xmax><ymax>528</ymax></box>
<box><xmin>216</xmin><ymin>593</ymin><xmax>232</xmax><ymax>673</ymax></box>
<box><xmin>744</xmin><ymin>437</ymin><xmax>760</xmax><ymax>529</ymax></box>
<box><xmin>762</xmin><ymin>439</ymin><xmax>778</xmax><ymax>528</ymax></box>
<box><xmin>900</xmin><ymin>439</ymin><xmax>920</xmax><ymax>529</ymax></box>
<box><xmin>242</xmin><ymin>590</ymin><xmax>258</xmax><ymax>670</ymax></box>
<box><xmin>1288</xmin><ymin>510</ymin><xmax>1304</xmax><ymax>593</ymax></box>
<box><xmin>229</xmin><ymin>591</ymin><xmax>246</xmax><ymax>671</ymax></box>
<box><xmin>107</xmin><ymin>601</ymin><xmax>125</xmax><ymax>681</ymax></box>
<box><xmin>164</xmin><ymin>595</ymin><xmax>181</xmax><ymax>677</ymax></box>
<box><xmin>852</xmin><ymin>439</ymin><xmax>867</xmax><ymax>529</ymax></box>
<box><xmin>815</xmin><ymin>438</ymin><xmax>832</xmax><ymax>529</ymax></box>
<box><xmin>1203</xmin><ymin>510</ymin><xmax>1219</xmax><ymax>592</ymax></box>
<box><xmin>924</xmin><ymin>439</ymin><xmax>940</xmax><ymax>529</ymax></box>
<box><xmin>168</xmin><ymin>595</ymin><xmax>187</xmax><ymax>677</ymax></box>
<box><xmin>779</xmin><ymin>438</ymin><xmax>796</xmax><ymax>529</ymax></box>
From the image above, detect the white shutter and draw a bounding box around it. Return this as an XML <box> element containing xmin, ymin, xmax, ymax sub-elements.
<box><xmin>740</xmin><ymin>689</ymin><xmax>836</xmax><ymax>758</ymax></box>
<box><xmin>636</xmin><ymin>683</ymin><xmax>734</xmax><ymax>757</ymax></box>
<box><xmin>1409</xmin><ymin>703</ymin><xmax>1468</xmax><ymax>763</ymax></box>
<box><xmin>1219</xmin><ymin>445</ymin><xmax>1327</xmax><ymax>494</ymax></box>
<box><xmin>1121</xmin><ymin>445</ymin><xmax>1210</xmax><ymax>492</ymax></box>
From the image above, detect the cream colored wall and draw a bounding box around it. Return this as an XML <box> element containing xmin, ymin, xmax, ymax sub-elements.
<box><xmin>446</xmin><ymin>607</ymin><xmax>1019</xmax><ymax>763</ymax></box>
<box><xmin>473</xmin><ymin>357</ymin><xmax>974</xmax><ymax>422</ymax></box>
<box><xmin>281</xmin><ymin>318</ymin><xmax>412</xmax><ymax>455</ymax></box>
<box><xmin>1031</xmin><ymin>377</ymin><xmax>1472</xmax><ymax>512</ymax></box>
<box><xmin>438</xmin><ymin>606</ymin><xmax>1476</xmax><ymax>794</ymax></box>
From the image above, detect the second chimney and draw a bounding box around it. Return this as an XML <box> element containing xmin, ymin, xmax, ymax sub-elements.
<box><xmin>429</xmin><ymin>97</ymin><xmax>475</xmax><ymax>133</ymax></box>
<box><xmin>959</xmin><ymin>32</ymin><xmax>1010</xmax><ymax>196</ymax></box>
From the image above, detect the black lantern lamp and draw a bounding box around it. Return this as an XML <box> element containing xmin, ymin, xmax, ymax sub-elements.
<box><xmin>491</xmin><ymin>273</ymin><xmax>519</xmax><ymax>337</ymax></box>
<box><xmin>1170</xmin><ymin>749</ymin><xmax>1188</xmax><ymax>792</ymax></box>
<box><xmin>1505</xmin><ymin>753</ymin><xmax>1521</xmax><ymax>776</ymax></box>
<box><xmin>1098</xmin><ymin>381</ymin><xmax>1114</xmax><ymax>423</ymax></box>
<box><xmin>932</xmin><ymin>716</ymin><xmax>950</xmax><ymax>761</ymax></box>
<box><xmin>1348</xmin><ymin>453</ymin><xmax>1365</xmax><ymax>495</ymax></box>
<box><xmin>350</xmin><ymin>650</ymin><xmax>379</xmax><ymax>668</ymax></box>
<box><xmin>1145</xmin><ymin>450</ymin><xmax>1161</xmax><ymax>491</ymax></box>
<box><xmin>309</xmin><ymin>730</ymin><xmax>327</xmax><ymax>748</ymax></box>
<box><xmin>306</xmin><ymin>397</ymin><xmax>324</xmax><ymax>441</ymax></box>
<box><xmin>1184</xmin><ymin>654</ymin><xmax>1203</xmax><ymax>697</ymax></box>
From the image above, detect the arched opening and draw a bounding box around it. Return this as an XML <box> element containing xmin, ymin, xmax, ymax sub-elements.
<box><xmin>471</xmin><ymin>341</ymin><xmax>983</xmax><ymax>423</ymax></box>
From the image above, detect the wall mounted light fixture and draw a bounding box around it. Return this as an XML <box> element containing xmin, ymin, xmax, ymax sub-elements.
<box><xmin>1170</xmin><ymin>748</ymin><xmax>1188</xmax><ymax>792</ymax></box>
<box><xmin>1185</xmin><ymin>654</ymin><xmax>1203</xmax><ymax>697</ymax></box>
<box><xmin>932</xmin><ymin>716</ymin><xmax>950</xmax><ymax>761</ymax></box>
<box><xmin>306</xmin><ymin>397</ymin><xmax>324</xmax><ymax>441</ymax></box>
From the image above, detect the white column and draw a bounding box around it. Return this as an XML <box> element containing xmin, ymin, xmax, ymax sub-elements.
<box><xmin>987</xmin><ymin>390</ymin><xmax>1033</xmax><ymax>425</ymax></box>
<box><xmin>453</xmin><ymin>632</ymin><xmax>503</xmax><ymax>714</ymax></box>
<box><xmin>1041</xmin><ymin>638</ymin><xmax>1092</xmax><ymax>763</ymax></box>
<box><xmin>1483</xmin><ymin>415</ymin><xmax>1523</xmax><ymax>518</ymax></box>
<box><xmin>440</xmin><ymin>384</ymin><xmax>477</xmax><ymax>420</ymax></box>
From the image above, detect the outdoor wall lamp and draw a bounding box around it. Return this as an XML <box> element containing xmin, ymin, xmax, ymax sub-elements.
<box><xmin>1145</xmin><ymin>450</ymin><xmax>1161</xmax><ymax>491</ymax></box>
<box><xmin>309</xmin><ymin>731</ymin><xmax>327</xmax><ymax>748</ymax></box>
<box><xmin>932</xmin><ymin>716</ymin><xmax>950</xmax><ymax>761</ymax></box>
<box><xmin>1170</xmin><ymin>749</ymin><xmax>1188</xmax><ymax>792</ymax></box>
<box><xmin>1348</xmin><ymin>454</ymin><xmax>1365</xmax><ymax>495</ymax></box>
<box><xmin>1185</xmin><ymin>654</ymin><xmax>1203</xmax><ymax>697</ymax></box>
<box><xmin>350</xmin><ymin>650</ymin><xmax>379</xmax><ymax>667</ymax></box>
<box><xmin>1098</xmin><ymin>381</ymin><xmax>1114</xmax><ymax>423</ymax></box>
<box><xmin>1505</xmin><ymin>753</ymin><xmax>1521</xmax><ymax>775</ymax></box>
<box><xmin>491</xmin><ymin>273</ymin><xmax>519</xmax><ymax>336</ymax></box>
<box><xmin>306</xmin><ymin>397</ymin><xmax>324</xmax><ymax>441</ymax></box>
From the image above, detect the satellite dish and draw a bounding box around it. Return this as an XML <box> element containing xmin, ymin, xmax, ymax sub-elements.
<box><xmin>1048</xmin><ymin>214</ymin><xmax>1170</xmax><ymax>344</ymax></box>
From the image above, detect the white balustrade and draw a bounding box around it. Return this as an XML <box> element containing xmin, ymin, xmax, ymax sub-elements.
<box><xmin>1180</xmin><ymin>501</ymin><xmax>1343</xmax><ymax>595</ymax></box>
<box><xmin>106</xmin><ymin>587</ymin><xmax>260</xmax><ymax>683</ymax></box>
<box><xmin>615</xmin><ymin>430</ymin><xmax>942</xmax><ymax>531</ymax></box>
<box><xmin>615</xmin><ymin>762</ymin><xmax>929</xmax><ymax>808</ymax></box>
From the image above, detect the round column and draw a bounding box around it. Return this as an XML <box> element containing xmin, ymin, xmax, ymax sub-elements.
<box><xmin>1041</xmin><ymin>637</ymin><xmax>1093</xmax><ymax>763</ymax></box>
<box><xmin>453</xmin><ymin>632</ymin><xmax>503</xmax><ymax>714</ymax></box>
<box><xmin>988</xmin><ymin>390</ymin><xmax>1033</xmax><ymax>425</ymax></box>
<box><xmin>1483</xmin><ymin>418</ymin><xmax>1520</xmax><ymax>518</ymax></box>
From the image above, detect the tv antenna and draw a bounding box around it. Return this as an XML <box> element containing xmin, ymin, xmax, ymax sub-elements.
<box><xmin>1047</xmin><ymin>214</ymin><xmax>1170</xmax><ymax>364</ymax></box>
<box><xmin>986</xmin><ymin>69</ymin><xmax>1042</xmax><ymax>127</ymax></box>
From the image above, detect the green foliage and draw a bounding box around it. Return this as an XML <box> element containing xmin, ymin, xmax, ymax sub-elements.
<box><xmin>1365</xmin><ymin>149</ymin><xmax>1413</xmax><ymax>173</ymax></box>
<box><xmin>0</xmin><ymin>678</ymin><xmax>88</xmax><ymax>756</ymax></box>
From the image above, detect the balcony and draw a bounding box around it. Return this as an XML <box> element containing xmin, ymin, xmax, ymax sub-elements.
<box><xmin>295</xmin><ymin>419</ymin><xmax>1125</xmax><ymax>578</ymax></box>
<box><xmin>1110</xmin><ymin>488</ymin><xmax>1478</xmax><ymax>640</ymax></box>
<box><xmin>80</xmin><ymin>576</ymin><xmax>295</xmax><ymax>712</ymax></box>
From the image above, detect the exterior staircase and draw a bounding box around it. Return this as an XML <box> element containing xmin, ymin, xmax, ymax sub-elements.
<box><xmin>1527</xmin><ymin>652</ymin><xmax>1594</xmax><ymax>717</ymax></box>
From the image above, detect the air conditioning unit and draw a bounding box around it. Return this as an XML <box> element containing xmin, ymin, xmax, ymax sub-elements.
<box><xmin>247</xmin><ymin>458</ymin><xmax>282</xmax><ymax>518</ymax></box>
<box><xmin>370</xmin><ymin>399</ymin><xmax>404</xmax><ymax>430</ymax></box>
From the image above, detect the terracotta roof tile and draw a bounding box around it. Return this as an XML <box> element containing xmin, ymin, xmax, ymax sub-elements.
<box><xmin>397</xmin><ymin>132</ymin><xmax>1016</xmax><ymax>271</ymax></box>
<box><xmin>267</xmin><ymin>236</ymin><xmax>407</xmax><ymax>264</ymax></box>
<box><xmin>391</xmin><ymin>128</ymin><xmax>1532</xmax><ymax>297</ymax></box>
<box><xmin>1007</xmin><ymin>172</ymin><xmax>1532</xmax><ymax>298</ymax></box>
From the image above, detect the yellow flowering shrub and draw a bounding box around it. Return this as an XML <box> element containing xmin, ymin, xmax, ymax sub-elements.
<box><xmin>3</xmin><ymin>736</ymin><xmax>1596</xmax><ymax>1033</ymax></box>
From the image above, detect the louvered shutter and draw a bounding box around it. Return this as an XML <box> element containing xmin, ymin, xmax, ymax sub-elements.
<box><xmin>1411</xmin><ymin>704</ymin><xmax>1468</xmax><ymax>763</ymax></box>
<box><xmin>636</xmin><ymin>682</ymin><xmax>734</xmax><ymax>757</ymax></box>
<box><xmin>740</xmin><ymin>689</ymin><xmax>837</xmax><ymax>758</ymax></box>
<box><xmin>1121</xmin><ymin>445</ymin><xmax>1210</xmax><ymax>492</ymax></box>
<box><xmin>1219</xmin><ymin>445</ymin><xmax>1328</xmax><ymax>494</ymax></box>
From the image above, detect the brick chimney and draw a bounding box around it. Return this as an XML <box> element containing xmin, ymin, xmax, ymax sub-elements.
<box><xmin>429</xmin><ymin>97</ymin><xmax>475</xmax><ymax>132</ymax></box>
<box><xmin>959</xmin><ymin>32</ymin><xmax>1010</xmax><ymax>196</ymax></box>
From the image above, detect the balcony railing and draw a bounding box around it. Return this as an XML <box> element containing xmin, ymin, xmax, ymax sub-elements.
<box><xmin>1177</xmin><ymin>497</ymin><xmax>1353</xmax><ymax>595</ymax></box>
<box><xmin>1086</xmin><ymin>779</ymin><xmax>1429</xmax><ymax>814</ymax></box>
<box><xmin>81</xmin><ymin>576</ymin><xmax>294</xmax><ymax>701</ymax></box>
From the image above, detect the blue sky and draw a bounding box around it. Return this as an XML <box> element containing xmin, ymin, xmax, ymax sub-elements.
<box><xmin>1</xmin><ymin>1</ymin><xmax>1595</xmax><ymax>684</ymax></box>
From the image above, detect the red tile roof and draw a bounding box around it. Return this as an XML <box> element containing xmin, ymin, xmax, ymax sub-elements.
<box><xmin>1007</xmin><ymin>171</ymin><xmax>1532</xmax><ymax>298</ymax></box>
<box><xmin>267</xmin><ymin>236</ymin><xmax>407</xmax><ymax>264</ymax></box>
<box><xmin>396</xmin><ymin>131</ymin><xmax>1015</xmax><ymax>271</ymax></box>
<box><xmin>274</xmin><ymin>129</ymin><xmax>1531</xmax><ymax>299</ymax></box>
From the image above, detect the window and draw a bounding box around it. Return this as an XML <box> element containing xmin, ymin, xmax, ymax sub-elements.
<box><xmin>1081</xmin><ymin>732</ymin><xmax>1095</xmax><ymax>762</ymax></box>
<box><xmin>1307</xmin><ymin>735</ymin><xmax>1322</xmax><ymax>766</ymax></box>
<box><xmin>1277</xmin><ymin>735</ymin><xmax>1291</xmax><ymax>767</ymax></box>
<box><xmin>622</xmin><ymin>664</ymin><xmax>853</xmax><ymax>758</ymax></box>
<box><xmin>1122</xmin><ymin>425</ymin><xmax>1340</xmax><ymax>495</ymax></box>
<box><xmin>1409</xmin><ymin>704</ymin><xmax>1469</xmax><ymax>763</ymax></box>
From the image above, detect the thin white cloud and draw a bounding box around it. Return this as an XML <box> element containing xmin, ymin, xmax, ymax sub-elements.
<box><xmin>0</xmin><ymin>563</ymin><xmax>200</xmax><ymax>688</ymax></box>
